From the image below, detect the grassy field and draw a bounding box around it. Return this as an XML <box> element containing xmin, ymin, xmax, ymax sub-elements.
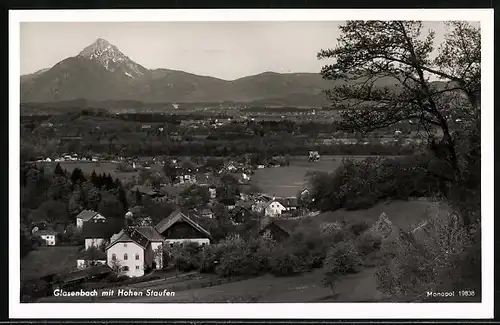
<box><xmin>21</xmin><ymin>246</ymin><xmax>81</xmax><ymax>281</ymax></box>
<box><xmin>251</xmin><ymin>155</ymin><xmax>394</xmax><ymax>197</ymax></box>
<box><xmin>312</xmin><ymin>199</ymin><xmax>446</xmax><ymax>231</ymax></box>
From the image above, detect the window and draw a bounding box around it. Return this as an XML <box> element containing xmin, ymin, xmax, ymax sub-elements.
<box><xmin>135</xmin><ymin>254</ymin><xmax>140</xmax><ymax>260</ymax></box>
<box><xmin>124</xmin><ymin>253</ymin><xmax>128</xmax><ymax>260</ymax></box>
<box><xmin>112</xmin><ymin>254</ymin><xmax>116</xmax><ymax>261</ymax></box>
<box><xmin>136</xmin><ymin>265</ymin><xmax>140</xmax><ymax>270</ymax></box>
<box><xmin>122</xmin><ymin>266</ymin><xmax>129</xmax><ymax>271</ymax></box>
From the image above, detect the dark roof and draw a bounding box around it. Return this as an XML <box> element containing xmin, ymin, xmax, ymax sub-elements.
<box><xmin>76</xmin><ymin>210</ymin><xmax>101</xmax><ymax>222</ymax></box>
<box><xmin>155</xmin><ymin>210</ymin><xmax>211</xmax><ymax>238</ymax></box>
<box><xmin>109</xmin><ymin>225</ymin><xmax>157</xmax><ymax>250</ymax></box>
<box><xmin>235</xmin><ymin>200</ymin><xmax>254</xmax><ymax>209</ymax></box>
<box><xmin>276</xmin><ymin>197</ymin><xmax>298</xmax><ymax>208</ymax></box>
<box><xmin>82</xmin><ymin>221</ymin><xmax>115</xmax><ymax>239</ymax></box>
<box><xmin>135</xmin><ymin>226</ymin><xmax>164</xmax><ymax>242</ymax></box>
<box><xmin>259</xmin><ymin>217</ymin><xmax>299</xmax><ymax>235</ymax></box>
<box><xmin>59</xmin><ymin>265</ymin><xmax>111</xmax><ymax>283</ymax></box>
<box><xmin>33</xmin><ymin>229</ymin><xmax>58</xmax><ymax>236</ymax></box>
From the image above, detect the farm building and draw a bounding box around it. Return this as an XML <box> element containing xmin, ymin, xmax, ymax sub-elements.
<box><xmin>33</xmin><ymin>229</ymin><xmax>58</xmax><ymax>246</ymax></box>
<box><xmin>155</xmin><ymin>210</ymin><xmax>212</xmax><ymax>246</ymax></box>
<box><xmin>258</xmin><ymin>218</ymin><xmax>299</xmax><ymax>242</ymax></box>
<box><xmin>106</xmin><ymin>226</ymin><xmax>164</xmax><ymax>277</ymax></box>
<box><xmin>75</xmin><ymin>210</ymin><xmax>106</xmax><ymax>229</ymax></box>
<box><xmin>264</xmin><ymin>200</ymin><xmax>287</xmax><ymax>217</ymax></box>
<box><xmin>229</xmin><ymin>206</ymin><xmax>252</xmax><ymax>224</ymax></box>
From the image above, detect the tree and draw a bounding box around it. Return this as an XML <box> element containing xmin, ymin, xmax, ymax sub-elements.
<box><xmin>81</xmin><ymin>181</ymin><xmax>101</xmax><ymax>211</ymax></box>
<box><xmin>70</xmin><ymin>168</ymin><xmax>86</xmax><ymax>185</ymax></box>
<box><xmin>179</xmin><ymin>185</ymin><xmax>210</xmax><ymax>209</ymax></box>
<box><xmin>49</xmin><ymin>173</ymin><xmax>72</xmax><ymax>202</ymax></box>
<box><xmin>163</xmin><ymin>161</ymin><xmax>178</xmax><ymax>183</ymax></box>
<box><xmin>29</xmin><ymin>200</ymin><xmax>69</xmax><ymax>225</ymax></box>
<box><xmin>68</xmin><ymin>187</ymin><xmax>84</xmax><ymax>216</ymax></box>
<box><xmin>98</xmin><ymin>192</ymin><xmax>125</xmax><ymax>220</ymax></box>
<box><xmin>54</xmin><ymin>163</ymin><xmax>65</xmax><ymax>176</ymax></box>
<box><xmin>135</xmin><ymin>188</ymin><xmax>143</xmax><ymax>206</ymax></box>
<box><xmin>318</xmin><ymin>21</ymin><xmax>480</xmax><ymax>179</ymax></box>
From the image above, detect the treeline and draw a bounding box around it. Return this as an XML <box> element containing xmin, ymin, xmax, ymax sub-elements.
<box><xmin>307</xmin><ymin>155</ymin><xmax>447</xmax><ymax>211</ymax></box>
<box><xmin>20</xmin><ymin>163</ymin><xmax>129</xmax><ymax>256</ymax></box>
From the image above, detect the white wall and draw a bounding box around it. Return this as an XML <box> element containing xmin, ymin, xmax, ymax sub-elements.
<box><xmin>265</xmin><ymin>202</ymin><xmax>286</xmax><ymax>217</ymax></box>
<box><xmin>85</xmin><ymin>238</ymin><xmax>106</xmax><ymax>250</ymax></box>
<box><xmin>107</xmin><ymin>242</ymin><xmax>145</xmax><ymax>277</ymax></box>
<box><xmin>165</xmin><ymin>238</ymin><xmax>210</xmax><ymax>246</ymax></box>
<box><xmin>41</xmin><ymin>234</ymin><xmax>56</xmax><ymax>246</ymax></box>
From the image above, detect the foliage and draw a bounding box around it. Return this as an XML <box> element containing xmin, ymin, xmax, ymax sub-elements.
<box><xmin>374</xmin><ymin>206</ymin><xmax>480</xmax><ymax>301</ymax></box>
<box><xmin>318</xmin><ymin>20</ymin><xmax>481</xmax><ymax>225</ymax></box>
<box><xmin>355</xmin><ymin>231</ymin><xmax>383</xmax><ymax>256</ymax></box>
<box><xmin>179</xmin><ymin>184</ymin><xmax>210</xmax><ymax>209</ymax></box>
<box><xmin>97</xmin><ymin>192</ymin><xmax>125</xmax><ymax>219</ymax></box>
<box><xmin>324</xmin><ymin>240</ymin><xmax>363</xmax><ymax>275</ymax></box>
<box><xmin>164</xmin><ymin>242</ymin><xmax>203</xmax><ymax>272</ymax></box>
<box><xmin>309</xmin><ymin>155</ymin><xmax>442</xmax><ymax>212</ymax></box>
<box><xmin>29</xmin><ymin>200</ymin><xmax>69</xmax><ymax>224</ymax></box>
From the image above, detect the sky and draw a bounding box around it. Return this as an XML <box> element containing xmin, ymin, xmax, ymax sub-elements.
<box><xmin>20</xmin><ymin>21</ymin><xmax>471</xmax><ymax>80</ymax></box>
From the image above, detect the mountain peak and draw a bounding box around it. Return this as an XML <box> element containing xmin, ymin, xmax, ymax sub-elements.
<box><xmin>78</xmin><ymin>38</ymin><xmax>146</xmax><ymax>77</ymax></box>
<box><xmin>79</xmin><ymin>38</ymin><xmax>122</xmax><ymax>60</ymax></box>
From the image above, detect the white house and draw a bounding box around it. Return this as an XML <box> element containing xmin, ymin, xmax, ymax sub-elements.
<box><xmin>208</xmin><ymin>187</ymin><xmax>217</xmax><ymax>199</ymax></box>
<box><xmin>106</xmin><ymin>226</ymin><xmax>164</xmax><ymax>277</ymax></box>
<box><xmin>264</xmin><ymin>200</ymin><xmax>287</xmax><ymax>217</ymax></box>
<box><xmin>33</xmin><ymin>229</ymin><xmax>58</xmax><ymax>246</ymax></box>
<box><xmin>155</xmin><ymin>210</ymin><xmax>212</xmax><ymax>246</ymax></box>
<box><xmin>75</xmin><ymin>210</ymin><xmax>106</xmax><ymax>228</ymax></box>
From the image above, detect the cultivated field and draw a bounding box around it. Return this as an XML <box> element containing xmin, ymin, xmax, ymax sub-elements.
<box><xmin>21</xmin><ymin>246</ymin><xmax>81</xmax><ymax>281</ymax></box>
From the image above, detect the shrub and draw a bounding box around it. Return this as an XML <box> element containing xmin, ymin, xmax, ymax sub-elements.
<box><xmin>324</xmin><ymin>241</ymin><xmax>363</xmax><ymax>275</ymax></box>
<box><xmin>374</xmin><ymin>206</ymin><xmax>480</xmax><ymax>301</ymax></box>
<box><xmin>166</xmin><ymin>242</ymin><xmax>202</xmax><ymax>272</ymax></box>
<box><xmin>310</xmin><ymin>155</ymin><xmax>443</xmax><ymax>212</ymax></box>
<box><xmin>355</xmin><ymin>231</ymin><xmax>382</xmax><ymax>256</ymax></box>
<box><xmin>269</xmin><ymin>246</ymin><xmax>304</xmax><ymax>277</ymax></box>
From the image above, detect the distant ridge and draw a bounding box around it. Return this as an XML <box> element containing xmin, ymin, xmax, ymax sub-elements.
<box><xmin>19</xmin><ymin>38</ymin><xmax>419</xmax><ymax>106</ymax></box>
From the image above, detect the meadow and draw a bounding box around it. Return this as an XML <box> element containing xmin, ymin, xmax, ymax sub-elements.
<box><xmin>251</xmin><ymin>155</ymin><xmax>401</xmax><ymax>197</ymax></box>
<box><xmin>21</xmin><ymin>246</ymin><xmax>81</xmax><ymax>281</ymax></box>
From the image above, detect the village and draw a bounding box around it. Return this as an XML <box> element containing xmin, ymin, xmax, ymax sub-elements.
<box><xmin>23</xmin><ymin>151</ymin><xmax>321</xmax><ymax>301</ymax></box>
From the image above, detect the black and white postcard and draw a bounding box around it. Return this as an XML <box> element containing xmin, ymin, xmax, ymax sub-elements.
<box><xmin>9</xmin><ymin>9</ymin><xmax>494</xmax><ymax>319</ymax></box>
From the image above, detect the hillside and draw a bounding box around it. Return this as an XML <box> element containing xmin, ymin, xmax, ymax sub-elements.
<box><xmin>19</xmin><ymin>38</ymin><xmax>340</xmax><ymax>106</ymax></box>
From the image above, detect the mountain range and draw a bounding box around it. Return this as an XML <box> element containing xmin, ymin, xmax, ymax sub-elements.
<box><xmin>20</xmin><ymin>38</ymin><xmax>335</xmax><ymax>106</ymax></box>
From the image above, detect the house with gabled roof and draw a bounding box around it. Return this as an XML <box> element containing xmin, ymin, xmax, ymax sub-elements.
<box><xmin>75</xmin><ymin>210</ymin><xmax>105</xmax><ymax>228</ymax></box>
<box><xmin>33</xmin><ymin>229</ymin><xmax>58</xmax><ymax>246</ymax></box>
<box><xmin>229</xmin><ymin>205</ymin><xmax>252</xmax><ymax>225</ymax></box>
<box><xmin>155</xmin><ymin>210</ymin><xmax>212</xmax><ymax>246</ymax></box>
<box><xmin>106</xmin><ymin>226</ymin><xmax>164</xmax><ymax>277</ymax></box>
<box><xmin>264</xmin><ymin>200</ymin><xmax>287</xmax><ymax>217</ymax></box>
<box><xmin>258</xmin><ymin>217</ymin><xmax>299</xmax><ymax>242</ymax></box>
